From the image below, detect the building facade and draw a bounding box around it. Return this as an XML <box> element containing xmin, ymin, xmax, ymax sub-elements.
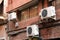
<box><xmin>0</xmin><ymin>0</ymin><xmax>8</xmax><ymax>40</ymax></box>
<box><xmin>5</xmin><ymin>0</ymin><xmax>60</xmax><ymax>40</ymax></box>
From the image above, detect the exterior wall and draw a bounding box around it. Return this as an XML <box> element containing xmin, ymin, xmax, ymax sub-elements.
<box><xmin>0</xmin><ymin>1</ymin><xmax>8</xmax><ymax>40</ymax></box>
<box><xmin>6</xmin><ymin>0</ymin><xmax>31</xmax><ymax>12</ymax></box>
<box><xmin>8</xmin><ymin>16</ymin><xmax>39</xmax><ymax>31</ymax></box>
<box><xmin>0</xmin><ymin>26</ymin><xmax>5</xmax><ymax>38</ymax></box>
<box><xmin>40</xmin><ymin>26</ymin><xmax>60</xmax><ymax>39</ymax></box>
<box><xmin>3</xmin><ymin>0</ymin><xmax>8</xmax><ymax>19</ymax></box>
<box><xmin>9</xmin><ymin>32</ymin><xmax>27</xmax><ymax>40</ymax></box>
<box><xmin>6</xmin><ymin>0</ymin><xmax>60</xmax><ymax>40</ymax></box>
<box><xmin>0</xmin><ymin>25</ymin><xmax>8</xmax><ymax>40</ymax></box>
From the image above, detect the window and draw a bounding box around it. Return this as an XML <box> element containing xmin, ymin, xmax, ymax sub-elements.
<box><xmin>42</xmin><ymin>0</ymin><xmax>44</xmax><ymax>8</ymax></box>
<box><xmin>48</xmin><ymin>0</ymin><xmax>55</xmax><ymax>6</ymax></box>
<box><xmin>21</xmin><ymin>9</ymin><xmax>29</xmax><ymax>20</ymax></box>
<box><xmin>30</xmin><ymin>6</ymin><xmax>38</xmax><ymax>18</ymax></box>
<box><xmin>17</xmin><ymin>5</ymin><xmax>38</xmax><ymax>21</ymax></box>
<box><xmin>16</xmin><ymin>10</ymin><xmax>21</xmax><ymax>21</ymax></box>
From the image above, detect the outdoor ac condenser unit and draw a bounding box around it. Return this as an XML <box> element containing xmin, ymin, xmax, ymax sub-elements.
<box><xmin>10</xmin><ymin>12</ymin><xmax>16</xmax><ymax>20</ymax></box>
<box><xmin>39</xmin><ymin>6</ymin><xmax>56</xmax><ymax>20</ymax></box>
<box><xmin>8</xmin><ymin>12</ymin><xmax>17</xmax><ymax>21</ymax></box>
<box><xmin>26</xmin><ymin>24</ymin><xmax>39</xmax><ymax>37</ymax></box>
<box><xmin>8</xmin><ymin>14</ymin><xmax>11</xmax><ymax>21</ymax></box>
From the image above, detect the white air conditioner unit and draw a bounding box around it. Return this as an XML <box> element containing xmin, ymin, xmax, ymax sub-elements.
<box><xmin>39</xmin><ymin>6</ymin><xmax>56</xmax><ymax>20</ymax></box>
<box><xmin>10</xmin><ymin>12</ymin><xmax>16</xmax><ymax>20</ymax></box>
<box><xmin>26</xmin><ymin>24</ymin><xmax>39</xmax><ymax>37</ymax></box>
<box><xmin>8</xmin><ymin>12</ymin><xmax>17</xmax><ymax>21</ymax></box>
<box><xmin>8</xmin><ymin>14</ymin><xmax>11</xmax><ymax>21</ymax></box>
<box><xmin>0</xmin><ymin>37</ymin><xmax>6</xmax><ymax>40</ymax></box>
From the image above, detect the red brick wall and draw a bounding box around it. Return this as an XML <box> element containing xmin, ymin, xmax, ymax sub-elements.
<box><xmin>8</xmin><ymin>21</ymin><xmax>16</xmax><ymax>31</ymax></box>
<box><xmin>8</xmin><ymin>16</ymin><xmax>40</xmax><ymax>31</ymax></box>
<box><xmin>10</xmin><ymin>32</ymin><xmax>27</xmax><ymax>40</ymax></box>
<box><xmin>0</xmin><ymin>25</ymin><xmax>7</xmax><ymax>40</ymax></box>
<box><xmin>6</xmin><ymin>0</ymin><xmax>31</xmax><ymax>12</ymax></box>
<box><xmin>40</xmin><ymin>27</ymin><xmax>60</xmax><ymax>39</ymax></box>
<box><xmin>8</xmin><ymin>0</ymin><xmax>60</xmax><ymax>40</ymax></box>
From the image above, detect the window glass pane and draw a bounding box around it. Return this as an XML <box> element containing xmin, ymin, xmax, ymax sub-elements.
<box><xmin>17</xmin><ymin>5</ymin><xmax>38</xmax><ymax>21</ymax></box>
<box><xmin>16</xmin><ymin>11</ymin><xmax>21</xmax><ymax>21</ymax></box>
<box><xmin>21</xmin><ymin>9</ymin><xmax>29</xmax><ymax>20</ymax></box>
<box><xmin>48</xmin><ymin>0</ymin><xmax>55</xmax><ymax>7</ymax></box>
<box><xmin>30</xmin><ymin>5</ymin><xmax>38</xmax><ymax>18</ymax></box>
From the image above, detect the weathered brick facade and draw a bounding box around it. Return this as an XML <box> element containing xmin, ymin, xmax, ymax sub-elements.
<box><xmin>6</xmin><ymin>0</ymin><xmax>60</xmax><ymax>40</ymax></box>
<box><xmin>0</xmin><ymin>1</ymin><xmax>8</xmax><ymax>40</ymax></box>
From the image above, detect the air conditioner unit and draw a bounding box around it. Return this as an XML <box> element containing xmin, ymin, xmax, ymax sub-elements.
<box><xmin>39</xmin><ymin>6</ymin><xmax>56</xmax><ymax>20</ymax></box>
<box><xmin>26</xmin><ymin>24</ymin><xmax>39</xmax><ymax>37</ymax></box>
<box><xmin>0</xmin><ymin>37</ymin><xmax>6</xmax><ymax>40</ymax></box>
<box><xmin>10</xmin><ymin>12</ymin><xmax>16</xmax><ymax>20</ymax></box>
<box><xmin>8</xmin><ymin>12</ymin><xmax>17</xmax><ymax>21</ymax></box>
<box><xmin>8</xmin><ymin>14</ymin><xmax>11</xmax><ymax>21</ymax></box>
